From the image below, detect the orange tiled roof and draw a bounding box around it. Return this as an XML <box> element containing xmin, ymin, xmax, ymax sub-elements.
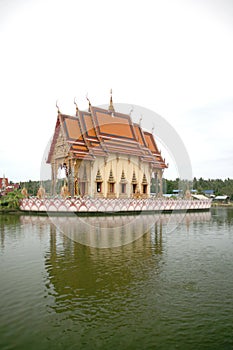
<box><xmin>134</xmin><ymin>123</ymin><xmax>147</xmax><ymax>147</ymax></box>
<box><xmin>47</xmin><ymin>105</ymin><xmax>167</xmax><ymax>169</ymax></box>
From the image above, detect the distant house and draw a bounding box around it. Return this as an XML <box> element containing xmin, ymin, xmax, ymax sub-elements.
<box><xmin>214</xmin><ymin>195</ymin><xmax>229</xmax><ymax>203</ymax></box>
<box><xmin>172</xmin><ymin>190</ymin><xmax>183</xmax><ymax>195</ymax></box>
<box><xmin>171</xmin><ymin>189</ymin><xmax>198</xmax><ymax>197</ymax></box>
<box><xmin>203</xmin><ymin>190</ymin><xmax>214</xmax><ymax>197</ymax></box>
<box><xmin>191</xmin><ymin>194</ymin><xmax>209</xmax><ymax>200</ymax></box>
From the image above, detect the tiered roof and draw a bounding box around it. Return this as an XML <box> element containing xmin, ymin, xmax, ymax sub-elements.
<box><xmin>47</xmin><ymin>102</ymin><xmax>167</xmax><ymax>170</ymax></box>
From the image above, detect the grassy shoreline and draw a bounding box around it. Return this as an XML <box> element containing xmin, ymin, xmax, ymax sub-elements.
<box><xmin>211</xmin><ymin>202</ymin><xmax>233</xmax><ymax>207</ymax></box>
<box><xmin>0</xmin><ymin>208</ymin><xmax>22</xmax><ymax>214</ymax></box>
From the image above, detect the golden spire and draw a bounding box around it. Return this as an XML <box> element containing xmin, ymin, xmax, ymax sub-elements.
<box><xmin>120</xmin><ymin>169</ymin><xmax>127</xmax><ymax>183</ymax></box>
<box><xmin>142</xmin><ymin>173</ymin><xmax>148</xmax><ymax>185</ymax></box>
<box><xmin>95</xmin><ymin>169</ymin><xmax>103</xmax><ymax>182</ymax></box>
<box><xmin>108</xmin><ymin>89</ymin><xmax>115</xmax><ymax>112</ymax></box>
<box><xmin>108</xmin><ymin>168</ymin><xmax>115</xmax><ymax>183</ymax></box>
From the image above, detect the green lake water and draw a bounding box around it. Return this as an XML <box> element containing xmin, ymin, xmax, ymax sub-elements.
<box><xmin>0</xmin><ymin>208</ymin><xmax>233</xmax><ymax>350</ymax></box>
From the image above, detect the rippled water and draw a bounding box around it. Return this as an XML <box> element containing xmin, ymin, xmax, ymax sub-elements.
<box><xmin>0</xmin><ymin>208</ymin><xmax>233</xmax><ymax>350</ymax></box>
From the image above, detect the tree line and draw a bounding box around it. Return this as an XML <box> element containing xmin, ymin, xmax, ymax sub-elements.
<box><xmin>2</xmin><ymin>177</ymin><xmax>232</xmax><ymax>211</ymax></box>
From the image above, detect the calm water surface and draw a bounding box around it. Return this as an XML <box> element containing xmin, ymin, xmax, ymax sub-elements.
<box><xmin>0</xmin><ymin>208</ymin><xmax>233</xmax><ymax>350</ymax></box>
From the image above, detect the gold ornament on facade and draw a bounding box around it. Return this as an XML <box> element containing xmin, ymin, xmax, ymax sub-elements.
<box><xmin>120</xmin><ymin>169</ymin><xmax>127</xmax><ymax>184</ymax></box>
<box><xmin>142</xmin><ymin>173</ymin><xmax>148</xmax><ymax>185</ymax></box>
<box><xmin>108</xmin><ymin>169</ymin><xmax>115</xmax><ymax>183</ymax></box>
<box><xmin>95</xmin><ymin>169</ymin><xmax>103</xmax><ymax>182</ymax></box>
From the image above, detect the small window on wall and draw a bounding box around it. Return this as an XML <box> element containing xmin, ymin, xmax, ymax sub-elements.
<box><xmin>142</xmin><ymin>184</ymin><xmax>147</xmax><ymax>194</ymax></box>
<box><xmin>109</xmin><ymin>183</ymin><xmax>114</xmax><ymax>193</ymax></box>
<box><xmin>121</xmin><ymin>183</ymin><xmax>126</xmax><ymax>193</ymax></box>
<box><xmin>97</xmin><ymin>182</ymin><xmax>102</xmax><ymax>193</ymax></box>
<box><xmin>132</xmin><ymin>184</ymin><xmax>137</xmax><ymax>193</ymax></box>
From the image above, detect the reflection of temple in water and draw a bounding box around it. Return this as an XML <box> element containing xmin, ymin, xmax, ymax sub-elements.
<box><xmin>19</xmin><ymin>212</ymin><xmax>211</xmax><ymax>308</ymax></box>
<box><xmin>44</xmin><ymin>218</ymin><xmax>163</xmax><ymax>304</ymax></box>
<box><xmin>19</xmin><ymin>211</ymin><xmax>211</xmax><ymax>248</ymax></box>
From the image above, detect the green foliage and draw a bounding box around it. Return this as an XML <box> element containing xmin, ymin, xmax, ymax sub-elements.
<box><xmin>0</xmin><ymin>190</ymin><xmax>24</xmax><ymax>210</ymax></box>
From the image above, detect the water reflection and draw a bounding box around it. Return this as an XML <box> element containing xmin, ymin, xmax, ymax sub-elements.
<box><xmin>18</xmin><ymin>212</ymin><xmax>212</xmax><ymax>312</ymax></box>
<box><xmin>0</xmin><ymin>214</ymin><xmax>21</xmax><ymax>251</ymax></box>
<box><xmin>211</xmin><ymin>207</ymin><xmax>233</xmax><ymax>226</ymax></box>
<box><xmin>2</xmin><ymin>209</ymin><xmax>233</xmax><ymax>350</ymax></box>
<box><xmin>19</xmin><ymin>211</ymin><xmax>212</xmax><ymax>248</ymax></box>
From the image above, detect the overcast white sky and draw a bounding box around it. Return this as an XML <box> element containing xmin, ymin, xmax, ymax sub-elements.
<box><xmin>0</xmin><ymin>0</ymin><xmax>233</xmax><ymax>182</ymax></box>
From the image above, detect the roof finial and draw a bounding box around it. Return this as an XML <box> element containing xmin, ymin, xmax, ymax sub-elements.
<box><xmin>74</xmin><ymin>97</ymin><xmax>79</xmax><ymax>116</ymax></box>
<box><xmin>86</xmin><ymin>93</ymin><xmax>91</xmax><ymax>112</ymax></box>
<box><xmin>151</xmin><ymin>124</ymin><xmax>155</xmax><ymax>134</ymax></box>
<box><xmin>56</xmin><ymin>100</ymin><xmax>61</xmax><ymax>114</ymax></box>
<box><xmin>108</xmin><ymin>89</ymin><xmax>115</xmax><ymax>112</ymax></box>
<box><xmin>129</xmin><ymin>105</ymin><xmax>134</xmax><ymax>117</ymax></box>
<box><xmin>139</xmin><ymin>114</ymin><xmax>143</xmax><ymax>126</ymax></box>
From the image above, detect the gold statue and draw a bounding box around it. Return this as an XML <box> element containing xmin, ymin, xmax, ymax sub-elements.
<box><xmin>60</xmin><ymin>182</ymin><xmax>70</xmax><ymax>198</ymax></box>
<box><xmin>21</xmin><ymin>187</ymin><xmax>28</xmax><ymax>198</ymax></box>
<box><xmin>37</xmin><ymin>186</ymin><xmax>46</xmax><ymax>199</ymax></box>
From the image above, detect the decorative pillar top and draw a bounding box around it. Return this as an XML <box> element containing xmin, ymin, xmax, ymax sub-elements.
<box><xmin>142</xmin><ymin>173</ymin><xmax>148</xmax><ymax>185</ymax></box>
<box><xmin>120</xmin><ymin>169</ymin><xmax>127</xmax><ymax>184</ymax></box>
<box><xmin>95</xmin><ymin>169</ymin><xmax>103</xmax><ymax>182</ymax></box>
<box><xmin>131</xmin><ymin>170</ymin><xmax>138</xmax><ymax>184</ymax></box>
<box><xmin>108</xmin><ymin>169</ymin><xmax>115</xmax><ymax>183</ymax></box>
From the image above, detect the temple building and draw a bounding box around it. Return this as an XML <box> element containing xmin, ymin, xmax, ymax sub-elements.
<box><xmin>47</xmin><ymin>94</ymin><xmax>167</xmax><ymax>198</ymax></box>
<box><xmin>0</xmin><ymin>175</ymin><xmax>19</xmax><ymax>196</ymax></box>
